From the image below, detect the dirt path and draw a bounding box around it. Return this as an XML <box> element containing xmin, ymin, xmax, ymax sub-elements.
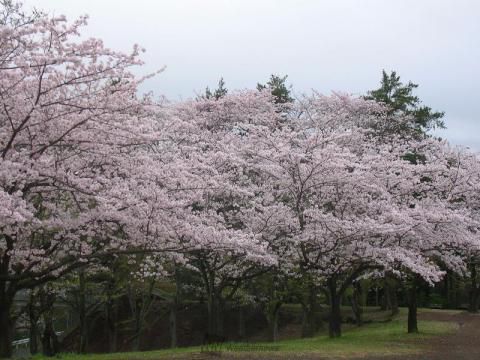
<box><xmin>381</xmin><ymin>311</ymin><xmax>480</xmax><ymax>360</ymax></box>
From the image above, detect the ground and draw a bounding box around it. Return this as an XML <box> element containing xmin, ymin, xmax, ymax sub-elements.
<box><xmin>33</xmin><ymin>308</ymin><xmax>480</xmax><ymax>360</ymax></box>
<box><xmin>381</xmin><ymin>310</ymin><xmax>480</xmax><ymax>360</ymax></box>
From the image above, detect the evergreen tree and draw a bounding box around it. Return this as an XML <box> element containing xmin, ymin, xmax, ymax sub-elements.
<box><xmin>201</xmin><ymin>77</ymin><xmax>228</xmax><ymax>100</ymax></box>
<box><xmin>365</xmin><ymin>70</ymin><xmax>445</xmax><ymax>133</ymax></box>
<box><xmin>257</xmin><ymin>74</ymin><xmax>294</xmax><ymax>104</ymax></box>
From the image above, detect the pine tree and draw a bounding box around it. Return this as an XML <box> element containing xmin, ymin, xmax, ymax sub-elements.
<box><xmin>257</xmin><ymin>74</ymin><xmax>294</xmax><ymax>104</ymax></box>
<box><xmin>365</xmin><ymin>70</ymin><xmax>445</xmax><ymax>133</ymax></box>
<box><xmin>202</xmin><ymin>77</ymin><xmax>228</xmax><ymax>100</ymax></box>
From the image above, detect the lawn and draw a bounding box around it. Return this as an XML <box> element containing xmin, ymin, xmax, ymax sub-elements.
<box><xmin>33</xmin><ymin>309</ymin><xmax>458</xmax><ymax>360</ymax></box>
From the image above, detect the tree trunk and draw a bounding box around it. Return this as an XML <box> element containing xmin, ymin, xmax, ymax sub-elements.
<box><xmin>215</xmin><ymin>298</ymin><xmax>225</xmax><ymax>337</ymax></box>
<box><xmin>78</xmin><ymin>271</ymin><xmax>88</xmax><ymax>353</ymax></box>
<box><xmin>127</xmin><ymin>284</ymin><xmax>148</xmax><ymax>352</ymax></box>
<box><xmin>29</xmin><ymin>321</ymin><xmax>39</xmax><ymax>355</ymax></box>
<box><xmin>469</xmin><ymin>288</ymin><xmax>480</xmax><ymax>313</ymax></box>
<box><xmin>237</xmin><ymin>305</ymin><xmax>246</xmax><ymax>340</ymax></box>
<box><xmin>390</xmin><ymin>287</ymin><xmax>399</xmax><ymax>316</ymax></box>
<box><xmin>206</xmin><ymin>292</ymin><xmax>224</xmax><ymax>337</ymax></box>
<box><xmin>384</xmin><ymin>283</ymin><xmax>391</xmax><ymax>311</ymax></box>
<box><xmin>301</xmin><ymin>282</ymin><xmax>319</xmax><ymax>338</ymax></box>
<box><xmin>359</xmin><ymin>280</ymin><xmax>368</xmax><ymax>308</ymax></box>
<box><xmin>469</xmin><ymin>262</ymin><xmax>479</xmax><ymax>313</ymax></box>
<box><xmin>329</xmin><ymin>296</ymin><xmax>342</xmax><ymax>337</ymax></box>
<box><xmin>385</xmin><ymin>275</ymin><xmax>399</xmax><ymax>316</ymax></box>
<box><xmin>0</xmin><ymin>299</ymin><xmax>13</xmax><ymax>359</ymax></box>
<box><xmin>301</xmin><ymin>304</ymin><xmax>314</xmax><ymax>338</ymax></box>
<box><xmin>270</xmin><ymin>309</ymin><xmax>279</xmax><ymax>342</ymax></box>
<box><xmin>170</xmin><ymin>262</ymin><xmax>180</xmax><ymax>348</ymax></box>
<box><xmin>132</xmin><ymin>321</ymin><xmax>143</xmax><ymax>352</ymax></box>
<box><xmin>328</xmin><ymin>279</ymin><xmax>342</xmax><ymax>338</ymax></box>
<box><xmin>42</xmin><ymin>310</ymin><xmax>59</xmax><ymax>357</ymax></box>
<box><xmin>350</xmin><ymin>281</ymin><xmax>363</xmax><ymax>326</ymax></box>
<box><xmin>380</xmin><ymin>288</ymin><xmax>387</xmax><ymax>311</ymax></box>
<box><xmin>446</xmin><ymin>270</ymin><xmax>458</xmax><ymax>309</ymax></box>
<box><xmin>407</xmin><ymin>278</ymin><xmax>418</xmax><ymax>333</ymax></box>
<box><xmin>207</xmin><ymin>292</ymin><xmax>215</xmax><ymax>335</ymax></box>
<box><xmin>28</xmin><ymin>291</ymin><xmax>41</xmax><ymax>356</ymax></box>
<box><xmin>131</xmin><ymin>294</ymin><xmax>145</xmax><ymax>352</ymax></box>
<box><xmin>105</xmin><ymin>295</ymin><xmax>118</xmax><ymax>352</ymax></box>
<box><xmin>267</xmin><ymin>301</ymin><xmax>281</xmax><ymax>342</ymax></box>
<box><xmin>169</xmin><ymin>301</ymin><xmax>177</xmax><ymax>348</ymax></box>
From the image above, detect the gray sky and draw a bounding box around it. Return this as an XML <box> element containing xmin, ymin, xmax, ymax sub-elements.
<box><xmin>23</xmin><ymin>0</ymin><xmax>480</xmax><ymax>149</ymax></box>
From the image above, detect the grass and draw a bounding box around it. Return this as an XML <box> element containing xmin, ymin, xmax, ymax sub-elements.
<box><xmin>33</xmin><ymin>309</ymin><xmax>459</xmax><ymax>360</ymax></box>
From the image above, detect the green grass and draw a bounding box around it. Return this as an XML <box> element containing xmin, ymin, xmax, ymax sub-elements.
<box><xmin>34</xmin><ymin>309</ymin><xmax>458</xmax><ymax>360</ymax></box>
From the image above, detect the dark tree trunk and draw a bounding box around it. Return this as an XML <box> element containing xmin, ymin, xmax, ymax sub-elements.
<box><xmin>385</xmin><ymin>275</ymin><xmax>399</xmax><ymax>316</ymax></box>
<box><xmin>207</xmin><ymin>293</ymin><xmax>216</xmax><ymax>335</ymax></box>
<box><xmin>329</xmin><ymin>296</ymin><xmax>342</xmax><ymax>337</ymax></box>
<box><xmin>216</xmin><ymin>298</ymin><xmax>225</xmax><ymax>337</ymax></box>
<box><xmin>130</xmin><ymin>292</ymin><xmax>147</xmax><ymax>352</ymax></box>
<box><xmin>169</xmin><ymin>301</ymin><xmax>177</xmax><ymax>348</ymax></box>
<box><xmin>301</xmin><ymin>282</ymin><xmax>319</xmax><ymax>338</ymax></box>
<box><xmin>78</xmin><ymin>271</ymin><xmax>88</xmax><ymax>353</ymax></box>
<box><xmin>469</xmin><ymin>288</ymin><xmax>480</xmax><ymax>313</ymax></box>
<box><xmin>407</xmin><ymin>278</ymin><xmax>418</xmax><ymax>333</ymax></box>
<box><xmin>237</xmin><ymin>305</ymin><xmax>246</xmax><ymax>340</ymax></box>
<box><xmin>105</xmin><ymin>295</ymin><xmax>118</xmax><ymax>352</ymax></box>
<box><xmin>29</xmin><ymin>286</ymin><xmax>55</xmax><ymax>356</ymax></box>
<box><xmin>301</xmin><ymin>304</ymin><xmax>314</xmax><ymax>338</ymax></box>
<box><xmin>384</xmin><ymin>283</ymin><xmax>391</xmax><ymax>311</ymax></box>
<box><xmin>42</xmin><ymin>310</ymin><xmax>59</xmax><ymax>357</ymax></box>
<box><xmin>170</xmin><ymin>264</ymin><xmax>181</xmax><ymax>348</ymax></box>
<box><xmin>328</xmin><ymin>278</ymin><xmax>342</xmax><ymax>338</ymax></box>
<box><xmin>390</xmin><ymin>287</ymin><xmax>399</xmax><ymax>316</ymax></box>
<box><xmin>350</xmin><ymin>281</ymin><xmax>363</xmax><ymax>326</ymax></box>
<box><xmin>270</xmin><ymin>310</ymin><xmax>279</xmax><ymax>342</ymax></box>
<box><xmin>469</xmin><ymin>262</ymin><xmax>480</xmax><ymax>313</ymax></box>
<box><xmin>0</xmin><ymin>237</ymin><xmax>15</xmax><ymax>359</ymax></box>
<box><xmin>29</xmin><ymin>321</ymin><xmax>39</xmax><ymax>355</ymax></box>
<box><xmin>266</xmin><ymin>301</ymin><xmax>282</xmax><ymax>342</ymax></box>
<box><xmin>28</xmin><ymin>289</ymin><xmax>43</xmax><ymax>356</ymax></box>
<box><xmin>469</xmin><ymin>291</ymin><xmax>480</xmax><ymax>313</ymax></box>
<box><xmin>446</xmin><ymin>270</ymin><xmax>458</xmax><ymax>309</ymax></box>
<box><xmin>0</xmin><ymin>298</ymin><xmax>13</xmax><ymax>359</ymax></box>
<box><xmin>132</xmin><ymin>318</ymin><xmax>143</xmax><ymax>352</ymax></box>
<box><xmin>127</xmin><ymin>280</ymin><xmax>155</xmax><ymax>352</ymax></box>
<box><xmin>206</xmin><ymin>292</ymin><xmax>224</xmax><ymax>337</ymax></box>
<box><xmin>380</xmin><ymin>289</ymin><xmax>387</xmax><ymax>311</ymax></box>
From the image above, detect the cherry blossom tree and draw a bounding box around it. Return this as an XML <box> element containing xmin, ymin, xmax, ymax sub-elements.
<box><xmin>167</xmin><ymin>92</ymin><xmax>281</xmax><ymax>338</ymax></box>
<box><xmin>0</xmin><ymin>7</ymin><xmax>171</xmax><ymax>356</ymax></box>
<box><xmin>244</xmin><ymin>92</ymin><xmax>478</xmax><ymax>337</ymax></box>
<box><xmin>366</xmin><ymin>137</ymin><xmax>480</xmax><ymax>332</ymax></box>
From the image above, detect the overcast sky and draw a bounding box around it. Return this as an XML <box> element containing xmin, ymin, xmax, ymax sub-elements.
<box><xmin>23</xmin><ymin>0</ymin><xmax>480</xmax><ymax>149</ymax></box>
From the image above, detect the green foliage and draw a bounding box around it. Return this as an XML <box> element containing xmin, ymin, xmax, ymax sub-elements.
<box><xmin>366</xmin><ymin>70</ymin><xmax>445</xmax><ymax>132</ymax></box>
<box><xmin>201</xmin><ymin>77</ymin><xmax>228</xmax><ymax>100</ymax></box>
<box><xmin>402</xmin><ymin>152</ymin><xmax>427</xmax><ymax>165</ymax></box>
<box><xmin>257</xmin><ymin>74</ymin><xmax>294</xmax><ymax>104</ymax></box>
